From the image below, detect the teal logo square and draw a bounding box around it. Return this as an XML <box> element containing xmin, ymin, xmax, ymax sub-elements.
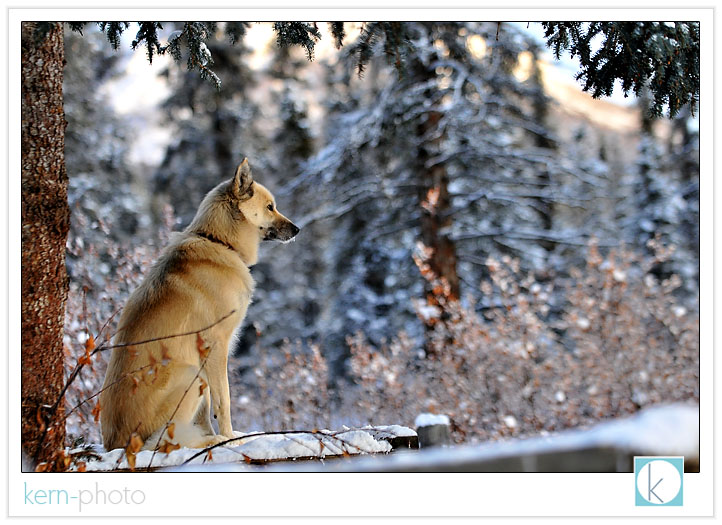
<box><xmin>634</xmin><ymin>456</ymin><xmax>684</xmax><ymax>506</ymax></box>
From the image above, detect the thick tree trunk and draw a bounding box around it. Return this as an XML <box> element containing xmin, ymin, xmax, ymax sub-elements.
<box><xmin>417</xmin><ymin>109</ymin><xmax>460</xmax><ymax>300</ymax></box>
<box><xmin>21</xmin><ymin>22</ymin><xmax>69</xmax><ymax>469</ymax></box>
<box><xmin>413</xmin><ymin>53</ymin><xmax>460</xmax><ymax>356</ymax></box>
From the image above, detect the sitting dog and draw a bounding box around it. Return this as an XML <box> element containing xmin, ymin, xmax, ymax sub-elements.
<box><xmin>100</xmin><ymin>158</ymin><xmax>299</xmax><ymax>450</ymax></box>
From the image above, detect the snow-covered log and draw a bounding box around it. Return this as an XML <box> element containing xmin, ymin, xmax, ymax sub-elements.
<box><xmin>68</xmin><ymin>425</ymin><xmax>418</xmax><ymax>472</ymax></box>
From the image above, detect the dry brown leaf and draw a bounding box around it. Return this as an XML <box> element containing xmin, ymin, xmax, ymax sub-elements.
<box><xmin>127</xmin><ymin>452</ymin><xmax>136</xmax><ymax>470</ymax></box>
<box><xmin>158</xmin><ymin>440</ymin><xmax>181</xmax><ymax>454</ymax></box>
<box><xmin>91</xmin><ymin>400</ymin><xmax>101</xmax><ymax>423</ymax></box>
<box><xmin>84</xmin><ymin>334</ymin><xmax>95</xmax><ymax>353</ymax></box>
<box><xmin>196</xmin><ymin>333</ymin><xmax>210</xmax><ymax>359</ymax></box>
<box><xmin>128</xmin><ymin>432</ymin><xmax>144</xmax><ymax>454</ymax></box>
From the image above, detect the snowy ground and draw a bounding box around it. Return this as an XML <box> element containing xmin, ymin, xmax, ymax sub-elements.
<box><xmin>66</xmin><ymin>403</ymin><xmax>698</xmax><ymax>473</ymax></box>
<box><xmin>68</xmin><ymin>425</ymin><xmax>416</xmax><ymax>471</ymax></box>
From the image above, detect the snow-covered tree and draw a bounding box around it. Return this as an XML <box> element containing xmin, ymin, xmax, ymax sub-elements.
<box><xmin>281</xmin><ymin>22</ymin><xmax>619</xmax><ymax>365</ymax></box>
<box><xmin>64</xmin><ymin>27</ymin><xmax>139</xmax><ymax>283</ymax></box>
<box><xmin>628</xmin><ymin>88</ymin><xmax>700</xmax><ymax>297</ymax></box>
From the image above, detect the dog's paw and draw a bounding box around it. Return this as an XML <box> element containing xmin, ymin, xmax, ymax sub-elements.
<box><xmin>220</xmin><ymin>431</ymin><xmax>246</xmax><ymax>440</ymax></box>
<box><xmin>194</xmin><ymin>434</ymin><xmax>228</xmax><ymax>449</ymax></box>
<box><xmin>215</xmin><ymin>430</ymin><xmax>245</xmax><ymax>442</ymax></box>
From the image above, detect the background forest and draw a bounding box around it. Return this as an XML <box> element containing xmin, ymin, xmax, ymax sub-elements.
<box><xmin>61</xmin><ymin>21</ymin><xmax>699</xmax><ymax>447</ymax></box>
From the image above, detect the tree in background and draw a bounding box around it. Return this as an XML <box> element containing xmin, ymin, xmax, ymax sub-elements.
<box><xmin>630</xmin><ymin>87</ymin><xmax>700</xmax><ymax>297</ymax></box>
<box><xmin>285</xmin><ymin>22</ymin><xmax>622</xmax><ymax>368</ymax></box>
<box><xmin>151</xmin><ymin>22</ymin><xmax>262</xmax><ymax>225</ymax></box>
<box><xmin>64</xmin><ymin>27</ymin><xmax>139</xmax><ymax>285</ymax></box>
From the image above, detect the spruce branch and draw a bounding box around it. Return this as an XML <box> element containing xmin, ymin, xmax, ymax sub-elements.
<box><xmin>540</xmin><ymin>21</ymin><xmax>699</xmax><ymax>117</ymax></box>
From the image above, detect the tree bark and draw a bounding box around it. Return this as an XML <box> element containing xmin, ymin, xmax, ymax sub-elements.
<box><xmin>417</xmin><ymin>109</ymin><xmax>460</xmax><ymax>300</ymax></box>
<box><xmin>21</xmin><ymin>22</ymin><xmax>69</xmax><ymax>469</ymax></box>
<box><xmin>412</xmin><ymin>49</ymin><xmax>460</xmax><ymax>356</ymax></box>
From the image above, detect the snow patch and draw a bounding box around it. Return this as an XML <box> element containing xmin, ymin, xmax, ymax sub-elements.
<box><xmin>415</xmin><ymin>413</ymin><xmax>450</xmax><ymax>428</ymax></box>
<box><xmin>576</xmin><ymin>317</ymin><xmax>590</xmax><ymax>330</ymax></box>
<box><xmin>502</xmin><ymin>415</ymin><xmax>518</xmax><ymax>429</ymax></box>
<box><xmin>416</xmin><ymin>304</ymin><xmax>441</xmax><ymax>321</ymax></box>
<box><xmin>365</xmin><ymin>424</ymin><xmax>418</xmax><ymax>437</ymax></box>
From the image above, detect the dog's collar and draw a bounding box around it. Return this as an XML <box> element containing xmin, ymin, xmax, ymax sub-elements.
<box><xmin>196</xmin><ymin>231</ymin><xmax>237</xmax><ymax>254</ymax></box>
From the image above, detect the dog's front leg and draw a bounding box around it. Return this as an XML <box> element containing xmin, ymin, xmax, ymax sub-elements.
<box><xmin>206</xmin><ymin>348</ymin><xmax>234</xmax><ymax>438</ymax></box>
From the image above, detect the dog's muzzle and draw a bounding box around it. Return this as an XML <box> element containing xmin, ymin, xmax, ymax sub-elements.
<box><xmin>264</xmin><ymin>222</ymin><xmax>300</xmax><ymax>242</ymax></box>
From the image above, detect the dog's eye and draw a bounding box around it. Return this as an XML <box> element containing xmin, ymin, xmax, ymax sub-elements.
<box><xmin>267</xmin><ymin>204</ymin><xmax>274</xmax><ymax>212</ymax></box>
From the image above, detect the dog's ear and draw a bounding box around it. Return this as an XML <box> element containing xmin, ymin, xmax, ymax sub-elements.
<box><xmin>231</xmin><ymin>158</ymin><xmax>254</xmax><ymax>201</ymax></box>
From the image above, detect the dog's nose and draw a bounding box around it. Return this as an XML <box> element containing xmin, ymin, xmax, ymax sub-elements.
<box><xmin>290</xmin><ymin>223</ymin><xmax>300</xmax><ymax>237</ymax></box>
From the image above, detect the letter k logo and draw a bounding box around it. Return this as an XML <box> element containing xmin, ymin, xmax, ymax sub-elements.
<box><xmin>635</xmin><ymin>457</ymin><xmax>684</xmax><ymax>506</ymax></box>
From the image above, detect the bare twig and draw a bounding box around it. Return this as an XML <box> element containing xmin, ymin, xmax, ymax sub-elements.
<box><xmin>52</xmin><ymin>309</ymin><xmax>236</xmax><ymax>417</ymax></box>
<box><xmin>147</xmin><ymin>335</ymin><xmax>215</xmax><ymax>470</ymax></box>
<box><xmin>93</xmin><ymin>306</ymin><xmax>122</xmax><ymax>350</ymax></box>
<box><xmin>38</xmin><ymin>309</ymin><xmax>237</xmax><ymax>470</ymax></box>
<box><xmin>98</xmin><ymin>309</ymin><xmax>237</xmax><ymax>353</ymax></box>
<box><xmin>60</xmin><ymin>362</ymin><xmax>155</xmax><ymax>424</ymax></box>
<box><xmin>179</xmin><ymin>427</ymin><xmax>383</xmax><ymax>466</ymax></box>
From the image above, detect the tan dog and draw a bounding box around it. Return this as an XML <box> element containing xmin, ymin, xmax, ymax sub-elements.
<box><xmin>100</xmin><ymin>158</ymin><xmax>299</xmax><ymax>451</ymax></box>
